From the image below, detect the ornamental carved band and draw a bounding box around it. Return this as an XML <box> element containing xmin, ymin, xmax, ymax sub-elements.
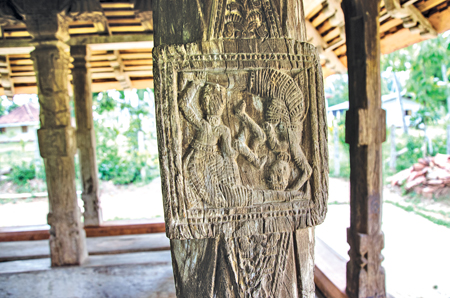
<box><xmin>154</xmin><ymin>1</ymin><xmax>328</xmax><ymax>296</ymax></box>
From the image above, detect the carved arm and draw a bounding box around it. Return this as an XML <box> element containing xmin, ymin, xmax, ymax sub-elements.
<box><xmin>178</xmin><ymin>81</ymin><xmax>204</xmax><ymax>129</ymax></box>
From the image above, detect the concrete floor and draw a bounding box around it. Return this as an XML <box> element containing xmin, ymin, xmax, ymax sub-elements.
<box><xmin>0</xmin><ymin>251</ymin><xmax>176</xmax><ymax>298</ymax></box>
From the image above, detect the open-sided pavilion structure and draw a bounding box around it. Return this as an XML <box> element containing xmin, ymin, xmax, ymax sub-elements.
<box><xmin>0</xmin><ymin>0</ymin><xmax>449</xmax><ymax>297</ymax></box>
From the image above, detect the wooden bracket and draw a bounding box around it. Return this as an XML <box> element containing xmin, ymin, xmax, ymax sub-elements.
<box><xmin>107</xmin><ymin>50</ymin><xmax>132</xmax><ymax>90</ymax></box>
<box><xmin>134</xmin><ymin>0</ymin><xmax>153</xmax><ymax>32</ymax></box>
<box><xmin>0</xmin><ymin>55</ymin><xmax>14</xmax><ymax>100</ymax></box>
<box><xmin>385</xmin><ymin>0</ymin><xmax>437</xmax><ymax>38</ymax></box>
<box><xmin>345</xmin><ymin>108</ymin><xmax>386</xmax><ymax>146</ymax></box>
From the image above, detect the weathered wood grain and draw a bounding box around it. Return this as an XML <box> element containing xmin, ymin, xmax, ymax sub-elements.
<box><xmin>154</xmin><ymin>0</ymin><xmax>328</xmax><ymax>297</ymax></box>
<box><xmin>342</xmin><ymin>0</ymin><xmax>386</xmax><ymax>297</ymax></box>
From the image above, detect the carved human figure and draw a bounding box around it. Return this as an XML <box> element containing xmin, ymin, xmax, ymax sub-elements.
<box><xmin>178</xmin><ymin>80</ymin><xmax>240</xmax><ymax>208</ymax></box>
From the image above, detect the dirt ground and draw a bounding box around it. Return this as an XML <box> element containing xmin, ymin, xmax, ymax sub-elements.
<box><xmin>0</xmin><ymin>177</ymin><xmax>165</xmax><ymax>227</ymax></box>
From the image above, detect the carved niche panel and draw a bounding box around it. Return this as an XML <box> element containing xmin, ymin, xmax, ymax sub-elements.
<box><xmin>154</xmin><ymin>1</ymin><xmax>328</xmax><ymax>242</ymax></box>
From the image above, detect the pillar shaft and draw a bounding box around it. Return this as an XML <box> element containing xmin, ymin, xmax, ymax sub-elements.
<box><xmin>71</xmin><ymin>45</ymin><xmax>102</xmax><ymax>227</ymax></box>
<box><xmin>32</xmin><ymin>43</ymin><xmax>87</xmax><ymax>266</ymax></box>
<box><xmin>342</xmin><ymin>0</ymin><xmax>386</xmax><ymax>296</ymax></box>
<box><xmin>154</xmin><ymin>0</ymin><xmax>328</xmax><ymax>297</ymax></box>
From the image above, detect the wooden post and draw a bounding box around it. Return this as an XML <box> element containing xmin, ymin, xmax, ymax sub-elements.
<box><xmin>342</xmin><ymin>0</ymin><xmax>386</xmax><ymax>297</ymax></box>
<box><xmin>334</xmin><ymin>120</ymin><xmax>340</xmax><ymax>176</ymax></box>
<box><xmin>154</xmin><ymin>0</ymin><xmax>328</xmax><ymax>297</ymax></box>
<box><xmin>390</xmin><ymin>125</ymin><xmax>396</xmax><ymax>171</ymax></box>
<box><xmin>71</xmin><ymin>45</ymin><xmax>102</xmax><ymax>227</ymax></box>
<box><xmin>14</xmin><ymin>1</ymin><xmax>89</xmax><ymax>266</ymax></box>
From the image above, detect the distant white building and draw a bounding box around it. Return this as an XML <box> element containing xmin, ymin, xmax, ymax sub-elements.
<box><xmin>327</xmin><ymin>93</ymin><xmax>422</xmax><ymax>127</ymax></box>
<box><xmin>0</xmin><ymin>103</ymin><xmax>39</xmax><ymax>143</ymax></box>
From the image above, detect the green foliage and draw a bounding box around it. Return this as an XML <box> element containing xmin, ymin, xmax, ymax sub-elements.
<box><xmin>10</xmin><ymin>162</ymin><xmax>36</xmax><ymax>185</ymax></box>
<box><xmin>395</xmin><ymin>135</ymin><xmax>424</xmax><ymax>172</ymax></box>
<box><xmin>93</xmin><ymin>89</ymin><xmax>159</xmax><ymax>185</ymax></box>
<box><xmin>6</xmin><ymin>102</ymin><xmax>19</xmax><ymax>114</ymax></box>
<box><xmin>325</xmin><ymin>74</ymin><xmax>349</xmax><ymax>107</ymax></box>
<box><xmin>405</xmin><ymin>35</ymin><xmax>450</xmax><ymax>114</ymax></box>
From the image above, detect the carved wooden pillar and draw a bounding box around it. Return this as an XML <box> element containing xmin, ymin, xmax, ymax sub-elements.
<box><xmin>71</xmin><ymin>45</ymin><xmax>102</xmax><ymax>227</ymax></box>
<box><xmin>342</xmin><ymin>0</ymin><xmax>386</xmax><ymax>297</ymax></box>
<box><xmin>22</xmin><ymin>5</ymin><xmax>88</xmax><ymax>266</ymax></box>
<box><xmin>154</xmin><ymin>0</ymin><xmax>328</xmax><ymax>297</ymax></box>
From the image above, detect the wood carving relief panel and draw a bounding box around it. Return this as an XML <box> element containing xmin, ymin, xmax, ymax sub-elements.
<box><xmin>155</xmin><ymin>38</ymin><xmax>328</xmax><ymax>240</ymax></box>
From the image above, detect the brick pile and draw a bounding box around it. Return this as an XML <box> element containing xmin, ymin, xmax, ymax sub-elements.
<box><xmin>387</xmin><ymin>154</ymin><xmax>450</xmax><ymax>198</ymax></box>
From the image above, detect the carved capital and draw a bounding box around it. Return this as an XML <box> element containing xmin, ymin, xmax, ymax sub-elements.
<box><xmin>26</xmin><ymin>13</ymin><xmax>70</xmax><ymax>42</ymax></box>
<box><xmin>134</xmin><ymin>0</ymin><xmax>152</xmax><ymax>31</ymax></box>
<box><xmin>67</xmin><ymin>0</ymin><xmax>107</xmax><ymax>33</ymax></box>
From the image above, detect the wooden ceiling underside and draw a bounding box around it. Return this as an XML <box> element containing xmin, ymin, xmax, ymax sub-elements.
<box><xmin>0</xmin><ymin>0</ymin><xmax>449</xmax><ymax>96</ymax></box>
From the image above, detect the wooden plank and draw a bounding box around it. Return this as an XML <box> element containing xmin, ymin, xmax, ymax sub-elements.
<box><xmin>101</xmin><ymin>3</ymin><xmax>134</xmax><ymax>9</ymax></box>
<box><xmin>2</xmin><ymin>31</ymin><xmax>30</xmax><ymax>38</ymax></box>
<box><xmin>108</xmin><ymin>18</ymin><xmax>142</xmax><ymax>24</ymax></box>
<box><xmin>0</xmin><ymin>233</ymin><xmax>170</xmax><ymax>262</ymax></box>
<box><xmin>110</xmin><ymin>25</ymin><xmax>145</xmax><ymax>32</ymax></box>
<box><xmin>121</xmin><ymin>52</ymin><xmax>153</xmax><ymax>59</ymax></box>
<box><xmin>323</xmin><ymin>27</ymin><xmax>341</xmax><ymax>43</ymax></box>
<box><xmin>124</xmin><ymin>65</ymin><xmax>153</xmax><ymax>71</ymax></box>
<box><xmin>312</xmin><ymin>12</ymin><xmax>329</xmax><ymax>27</ymax></box>
<box><xmin>132</xmin><ymin>79</ymin><xmax>154</xmax><ymax>89</ymax></box>
<box><xmin>315</xmin><ymin>238</ymin><xmax>348</xmax><ymax>298</ymax></box>
<box><xmin>318</xmin><ymin>20</ymin><xmax>334</xmax><ymax>34</ymax></box>
<box><xmin>69</xmin><ymin>27</ymin><xmax>99</xmax><ymax>35</ymax></box>
<box><xmin>0</xmin><ymin>221</ymin><xmax>165</xmax><ymax>242</ymax></box>
<box><xmin>10</xmin><ymin>66</ymin><xmax>34</xmax><ymax>71</ymax></box>
<box><xmin>11</xmin><ymin>76</ymin><xmax>35</xmax><ymax>83</ymax></box>
<box><xmin>8</xmin><ymin>60</ymin><xmax>32</xmax><ymax>66</ymax></box>
<box><xmin>416</xmin><ymin>0</ymin><xmax>447</xmax><ymax>12</ymax></box>
<box><xmin>10</xmin><ymin>71</ymin><xmax>35</xmax><ymax>77</ymax></box>
<box><xmin>104</xmin><ymin>10</ymin><xmax>136</xmax><ymax>17</ymax></box>
<box><xmin>123</xmin><ymin>59</ymin><xmax>153</xmax><ymax>65</ymax></box>
<box><xmin>380</xmin><ymin>18</ymin><xmax>403</xmax><ymax>33</ymax></box>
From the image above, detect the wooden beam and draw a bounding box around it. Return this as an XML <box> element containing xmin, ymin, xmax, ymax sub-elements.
<box><xmin>0</xmin><ymin>220</ymin><xmax>166</xmax><ymax>242</ymax></box>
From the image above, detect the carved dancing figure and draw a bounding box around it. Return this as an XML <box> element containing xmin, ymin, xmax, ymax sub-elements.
<box><xmin>178</xmin><ymin>80</ymin><xmax>240</xmax><ymax>208</ymax></box>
